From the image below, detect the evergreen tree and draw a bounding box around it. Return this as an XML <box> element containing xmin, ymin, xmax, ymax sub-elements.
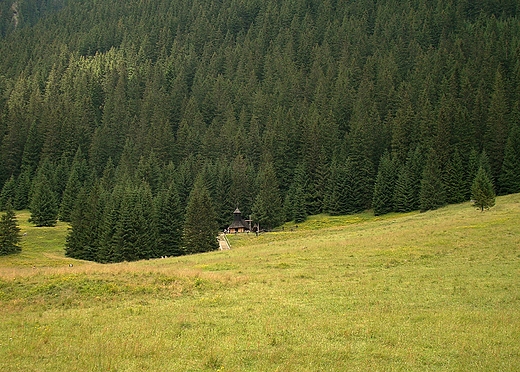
<box><xmin>479</xmin><ymin>151</ymin><xmax>493</xmax><ymax>181</ymax></box>
<box><xmin>112</xmin><ymin>182</ymin><xmax>158</xmax><ymax>261</ymax></box>
<box><xmin>53</xmin><ymin>154</ymin><xmax>70</xmax><ymax>204</ymax></box>
<box><xmin>20</xmin><ymin>120</ymin><xmax>42</xmax><ymax>175</ymax></box>
<box><xmin>60</xmin><ymin>165</ymin><xmax>83</xmax><ymax>222</ymax></box>
<box><xmin>420</xmin><ymin>148</ymin><xmax>446</xmax><ymax>212</ymax></box>
<box><xmin>98</xmin><ymin>183</ymin><xmax>126</xmax><ymax>263</ymax></box>
<box><xmin>14</xmin><ymin>168</ymin><xmax>32</xmax><ymax>210</ymax></box>
<box><xmin>372</xmin><ymin>152</ymin><xmax>397</xmax><ymax>216</ymax></box>
<box><xmin>323</xmin><ymin>160</ymin><xmax>339</xmax><ymax>215</ymax></box>
<box><xmin>0</xmin><ymin>201</ymin><xmax>21</xmax><ymax>255</ymax></box>
<box><xmin>393</xmin><ymin>162</ymin><xmax>414</xmax><ymax>212</ymax></box>
<box><xmin>465</xmin><ymin>149</ymin><xmax>481</xmax><ymax>200</ymax></box>
<box><xmin>155</xmin><ymin>184</ymin><xmax>184</xmax><ymax>257</ymax></box>
<box><xmin>443</xmin><ymin>148</ymin><xmax>466</xmax><ymax>204</ymax></box>
<box><xmin>136</xmin><ymin>152</ymin><xmax>161</xmax><ymax>196</ymax></box>
<box><xmin>183</xmin><ymin>177</ymin><xmax>219</xmax><ymax>254</ymax></box>
<box><xmin>324</xmin><ymin>158</ymin><xmax>348</xmax><ymax>216</ymax></box>
<box><xmin>498</xmin><ymin>121</ymin><xmax>520</xmax><ymax>194</ymax></box>
<box><xmin>346</xmin><ymin>154</ymin><xmax>374</xmax><ymax>214</ymax></box>
<box><xmin>252</xmin><ymin>161</ymin><xmax>283</xmax><ymax>230</ymax></box>
<box><xmin>0</xmin><ymin>175</ymin><xmax>16</xmax><ymax>210</ymax></box>
<box><xmin>394</xmin><ymin>147</ymin><xmax>424</xmax><ymax>212</ymax></box>
<box><xmin>65</xmin><ymin>185</ymin><xmax>103</xmax><ymax>261</ymax></box>
<box><xmin>283</xmin><ymin>163</ymin><xmax>308</xmax><ymax>223</ymax></box>
<box><xmin>29</xmin><ymin>168</ymin><xmax>58</xmax><ymax>227</ymax></box>
<box><xmin>230</xmin><ymin>154</ymin><xmax>255</xmax><ymax>218</ymax></box>
<box><xmin>472</xmin><ymin>166</ymin><xmax>496</xmax><ymax>211</ymax></box>
<box><xmin>213</xmin><ymin>161</ymin><xmax>234</xmax><ymax>229</ymax></box>
<box><xmin>485</xmin><ymin>67</ymin><xmax>509</xmax><ymax>185</ymax></box>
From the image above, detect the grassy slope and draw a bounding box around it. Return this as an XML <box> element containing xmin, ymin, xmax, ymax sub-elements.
<box><xmin>1</xmin><ymin>195</ymin><xmax>519</xmax><ymax>371</ymax></box>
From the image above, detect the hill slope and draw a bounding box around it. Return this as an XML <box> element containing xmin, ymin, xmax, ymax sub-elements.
<box><xmin>1</xmin><ymin>194</ymin><xmax>519</xmax><ymax>371</ymax></box>
<box><xmin>1</xmin><ymin>0</ymin><xmax>519</xmax><ymax>247</ymax></box>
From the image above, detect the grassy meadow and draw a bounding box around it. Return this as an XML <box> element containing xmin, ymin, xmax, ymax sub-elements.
<box><xmin>1</xmin><ymin>195</ymin><xmax>519</xmax><ymax>371</ymax></box>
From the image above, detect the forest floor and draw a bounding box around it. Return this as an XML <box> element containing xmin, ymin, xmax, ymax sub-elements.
<box><xmin>1</xmin><ymin>194</ymin><xmax>519</xmax><ymax>371</ymax></box>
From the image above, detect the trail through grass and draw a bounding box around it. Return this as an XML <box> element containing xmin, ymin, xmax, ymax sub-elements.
<box><xmin>1</xmin><ymin>195</ymin><xmax>519</xmax><ymax>371</ymax></box>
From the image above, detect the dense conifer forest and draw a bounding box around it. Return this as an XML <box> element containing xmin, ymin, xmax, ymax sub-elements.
<box><xmin>0</xmin><ymin>0</ymin><xmax>519</xmax><ymax>262</ymax></box>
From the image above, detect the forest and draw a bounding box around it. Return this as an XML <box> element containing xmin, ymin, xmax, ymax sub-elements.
<box><xmin>0</xmin><ymin>0</ymin><xmax>519</xmax><ymax>262</ymax></box>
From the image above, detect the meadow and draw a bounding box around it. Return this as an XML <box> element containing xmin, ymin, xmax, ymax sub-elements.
<box><xmin>1</xmin><ymin>195</ymin><xmax>519</xmax><ymax>371</ymax></box>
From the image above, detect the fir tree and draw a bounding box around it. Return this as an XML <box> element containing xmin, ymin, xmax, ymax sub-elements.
<box><xmin>393</xmin><ymin>163</ymin><xmax>414</xmax><ymax>212</ymax></box>
<box><xmin>498</xmin><ymin>121</ymin><xmax>520</xmax><ymax>194</ymax></box>
<box><xmin>443</xmin><ymin>148</ymin><xmax>466</xmax><ymax>204</ymax></box>
<box><xmin>465</xmin><ymin>149</ymin><xmax>481</xmax><ymax>200</ymax></box>
<box><xmin>183</xmin><ymin>177</ymin><xmax>219</xmax><ymax>254</ymax></box>
<box><xmin>14</xmin><ymin>168</ymin><xmax>31</xmax><ymax>210</ymax></box>
<box><xmin>252</xmin><ymin>161</ymin><xmax>283</xmax><ymax>230</ymax></box>
<box><xmin>112</xmin><ymin>182</ymin><xmax>158</xmax><ymax>261</ymax></box>
<box><xmin>420</xmin><ymin>148</ymin><xmax>446</xmax><ymax>212</ymax></box>
<box><xmin>284</xmin><ymin>163</ymin><xmax>308</xmax><ymax>223</ymax></box>
<box><xmin>472</xmin><ymin>166</ymin><xmax>496</xmax><ymax>211</ymax></box>
<box><xmin>98</xmin><ymin>183</ymin><xmax>125</xmax><ymax>263</ymax></box>
<box><xmin>60</xmin><ymin>165</ymin><xmax>82</xmax><ymax>222</ymax></box>
<box><xmin>0</xmin><ymin>175</ymin><xmax>16</xmax><ymax>210</ymax></box>
<box><xmin>29</xmin><ymin>169</ymin><xmax>58</xmax><ymax>227</ymax></box>
<box><xmin>324</xmin><ymin>159</ymin><xmax>347</xmax><ymax>216</ymax></box>
<box><xmin>394</xmin><ymin>147</ymin><xmax>424</xmax><ymax>212</ymax></box>
<box><xmin>66</xmin><ymin>186</ymin><xmax>100</xmax><ymax>261</ymax></box>
<box><xmin>0</xmin><ymin>201</ymin><xmax>22</xmax><ymax>255</ymax></box>
<box><xmin>372</xmin><ymin>152</ymin><xmax>397</xmax><ymax>216</ymax></box>
<box><xmin>155</xmin><ymin>184</ymin><xmax>183</xmax><ymax>257</ymax></box>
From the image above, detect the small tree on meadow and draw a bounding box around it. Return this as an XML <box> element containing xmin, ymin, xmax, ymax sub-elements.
<box><xmin>0</xmin><ymin>201</ymin><xmax>22</xmax><ymax>255</ymax></box>
<box><xmin>471</xmin><ymin>166</ymin><xmax>495</xmax><ymax>211</ymax></box>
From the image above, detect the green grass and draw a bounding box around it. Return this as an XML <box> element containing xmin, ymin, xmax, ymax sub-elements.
<box><xmin>1</xmin><ymin>195</ymin><xmax>520</xmax><ymax>371</ymax></box>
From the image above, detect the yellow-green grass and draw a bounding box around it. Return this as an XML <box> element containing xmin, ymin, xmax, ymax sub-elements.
<box><xmin>1</xmin><ymin>195</ymin><xmax>519</xmax><ymax>371</ymax></box>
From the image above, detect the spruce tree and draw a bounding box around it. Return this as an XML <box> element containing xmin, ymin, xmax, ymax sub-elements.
<box><xmin>112</xmin><ymin>182</ymin><xmax>158</xmax><ymax>262</ymax></box>
<box><xmin>498</xmin><ymin>121</ymin><xmax>520</xmax><ymax>194</ymax></box>
<box><xmin>443</xmin><ymin>148</ymin><xmax>466</xmax><ymax>204</ymax></box>
<box><xmin>155</xmin><ymin>184</ymin><xmax>183</xmax><ymax>257</ymax></box>
<box><xmin>252</xmin><ymin>161</ymin><xmax>283</xmax><ymax>230</ymax></box>
<box><xmin>394</xmin><ymin>147</ymin><xmax>424</xmax><ymax>212</ymax></box>
<box><xmin>14</xmin><ymin>169</ymin><xmax>31</xmax><ymax>210</ymax></box>
<box><xmin>372</xmin><ymin>152</ymin><xmax>397</xmax><ymax>216</ymax></box>
<box><xmin>324</xmin><ymin>159</ymin><xmax>348</xmax><ymax>216</ymax></box>
<box><xmin>0</xmin><ymin>201</ymin><xmax>22</xmax><ymax>255</ymax></box>
<box><xmin>420</xmin><ymin>148</ymin><xmax>446</xmax><ymax>212</ymax></box>
<box><xmin>183</xmin><ymin>177</ymin><xmax>219</xmax><ymax>254</ymax></box>
<box><xmin>29</xmin><ymin>170</ymin><xmax>58</xmax><ymax>227</ymax></box>
<box><xmin>472</xmin><ymin>166</ymin><xmax>496</xmax><ymax>211</ymax></box>
<box><xmin>0</xmin><ymin>175</ymin><xmax>16</xmax><ymax>210</ymax></box>
<box><xmin>465</xmin><ymin>149</ymin><xmax>480</xmax><ymax>200</ymax></box>
<box><xmin>65</xmin><ymin>184</ymin><xmax>104</xmax><ymax>261</ymax></box>
<box><xmin>393</xmin><ymin>163</ymin><xmax>414</xmax><ymax>212</ymax></box>
<box><xmin>60</xmin><ymin>147</ymin><xmax>89</xmax><ymax>222</ymax></box>
<box><xmin>284</xmin><ymin>163</ymin><xmax>308</xmax><ymax>223</ymax></box>
<box><xmin>60</xmin><ymin>166</ymin><xmax>82</xmax><ymax>222</ymax></box>
<box><xmin>98</xmin><ymin>183</ymin><xmax>125</xmax><ymax>263</ymax></box>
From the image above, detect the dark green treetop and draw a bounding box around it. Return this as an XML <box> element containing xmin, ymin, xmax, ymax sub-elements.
<box><xmin>0</xmin><ymin>200</ymin><xmax>22</xmax><ymax>256</ymax></box>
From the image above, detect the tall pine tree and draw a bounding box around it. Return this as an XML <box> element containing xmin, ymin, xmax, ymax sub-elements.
<box><xmin>420</xmin><ymin>148</ymin><xmax>446</xmax><ymax>212</ymax></box>
<box><xmin>183</xmin><ymin>177</ymin><xmax>219</xmax><ymax>254</ymax></box>
<box><xmin>0</xmin><ymin>201</ymin><xmax>21</xmax><ymax>255</ymax></box>
<box><xmin>372</xmin><ymin>152</ymin><xmax>398</xmax><ymax>216</ymax></box>
<box><xmin>29</xmin><ymin>165</ymin><xmax>58</xmax><ymax>227</ymax></box>
<box><xmin>252</xmin><ymin>161</ymin><xmax>283</xmax><ymax>230</ymax></box>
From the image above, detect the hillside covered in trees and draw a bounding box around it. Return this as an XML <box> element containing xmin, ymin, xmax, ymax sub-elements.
<box><xmin>0</xmin><ymin>0</ymin><xmax>519</xmax><ymax>262</ymax></box>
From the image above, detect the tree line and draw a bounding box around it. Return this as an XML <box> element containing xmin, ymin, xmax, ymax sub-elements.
<box><xmin>0</xmin><ymin>0</ymin><xmax>519</xmax><ymax>261</ymax></box>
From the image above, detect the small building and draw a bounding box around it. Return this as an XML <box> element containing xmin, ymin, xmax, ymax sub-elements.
<box><xmin>227</xmin><ymin>208</ymin><xmax>250</xmax><ymax>233</ymax></box>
